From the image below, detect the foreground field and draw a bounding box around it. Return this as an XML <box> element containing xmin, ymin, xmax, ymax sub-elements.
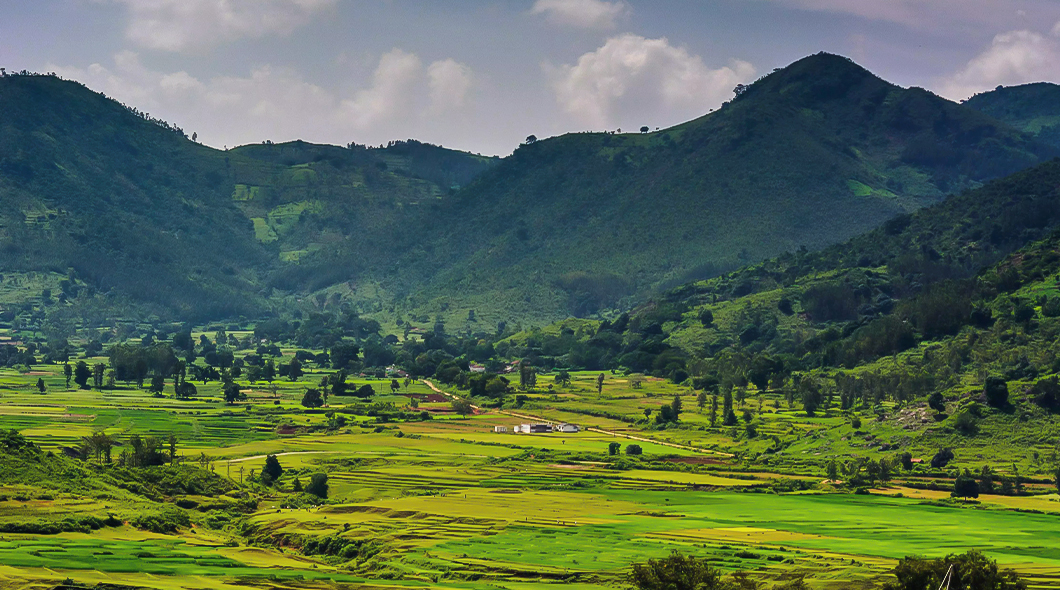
<box><xmin>1</xmin><ymin>360</ymin><xmax>1058</xmax><ymax>589</ymax></box>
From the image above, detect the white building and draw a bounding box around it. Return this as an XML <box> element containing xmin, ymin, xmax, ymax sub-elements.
<box><xmin>494</xmin><ymin>426</ymin><xmax>508</xmax><ymax>433</ymax></box>
<box><xmin>553</xmin><ymin>423</ymin><xmax>580</xmax><ymax>433</ymax></box>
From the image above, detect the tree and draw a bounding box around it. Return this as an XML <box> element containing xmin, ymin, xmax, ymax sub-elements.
<box><xmin>827</xmin><ymin>460</ymin><xmax>839</xmax><ymax>482</ymax></box>
<box><xmin>451</xmin><ymin>398</ymin><xmax>474</xmax><ymax>416</ymax></box>
<box><xmin>608</xmin><ymin>442</ymin><xmax>621</xmax><ymax>455</ymax></box>
<box><xmin>149</xmin><ymin>374</ymin><xmax>165</xmax><ymax>395</ymax></box>
<box><xmin>699</xmin><ymin>309</ymin><xmax>714</xmax><ymax>327</ymax></box>
<box><xmin>980</xmin><ymin>466</ymin><xmax>996</xmax><ymax>494</ymax></box>
<box><xmin>262</xmin><ymin>454</ymin><xmax>283</xmax><ymax>485</ymax></box>
<box><xmin>800</xmin><ymin>379</ymin><xmax>822</xmax><ymax>417</ymax></box>
<box><xmin>640</xmin><ymin>126</ymin><xmax>649</xmax><ymax>134</ymax></box>
<box><xmin>390</xmin><ymin>379</ymin><xmax>400</xmax><ymax>394</ymax></box>
<box><xmin>696</xmin><ymin>390</ymin><xmax>707</xmax><ymax>411</ymax></box>
<box><xmin>301</xmin><ymin>388</ymin><xmax>324</xmax><ymax>408</ymax></box>
<box><xmin>292</xmin><ymin>477</ymin><xmax>303</xmax><ymax>492</ymax></box>
<box><xmin>722</xmin><ymin>388</ymin><xmax>737</xmax><ymax>426</ymax></box>
<box><xmin>928</xmin><ymin>391</ymin><xmax>946</xmax><ymax>415</ymax></box>
<box><xmin>263</xmin><ymin>360</ymin><xmax>276</xmax><ymax>383</ymax></box>
<box><xmin>168</xmin><ymin>434</ymin><xmax>177</xmax><ymax>464</ymax></box>
<box><xmin>630</xmin><ymin>551</ymin><xmax>726</xmax><ymax>590</ymax></box>
<box><xmin>1054</xmin><ymin>465</ymin><xmax>1060</xmax><ymax>495</ymax></box>
<box><xmin>525</xmin><ymin>135</ymin><xmax>537</xmax><ymax>144</ymax></box>
<box><xmin>63</xmin><ymin>363</ymin><xmax>72</xmax><ymax>389</ymax></box>
<box><xmin>625</xmin><ymin>444</ymin><xmax>642</xmax><ymax>455</ymax></box>
<box><xmin>175</xmin><ymin>381</ymin><xmax>197</xmax><ymax>400</ymax></box>
<box><xmin>670</xmin><ymin>395</ymin><xmax>682</xmax><ymax>419</ymax></box>
<box><xmin>597</xmin><ymin>373</ymin><xmax>605</xmax><ymax>393</ymax></box>
<box><xmin>305</xmin><ymin>473</ymin><xmax>329</xmax><ymax>498</ymax></box>
<box><xmin>36</xmin><ymin>378</ymin><xmax>46</xmax><ymax>394</ymax></box>
<box><xmin>931</xmin><ymin>448</ymin><xmax>954</xmax><ymax>469</ymax></box>
<box><xmin>93</xmin><ymin>363</ymin><xmax>106</xmax><ymax>389</ymax></box>
<box><xmin>74</xmin><ymin>361</ymin><xmax>91</xmax><ymax>390</ymax></box>
<box><xmin>353</xmin><ymin>384</ymin><xmax>375</xmax><ymax>400</ymax></box>
<box><xmin>223</xmin><ymin>383</ymin><xmax>246</xmax><ymax>404</ymax></box>
<box><xmin>555</xmin><ymin>371</ymin><xmax>572</xmax><ymax>387</ymax></box>
<box><xmin>883</xmin><ymin>551</ymin><xmax>1026</xmax><ymax>590</ymax></box>
<box><xmin>899</xmin><ymin>452</ymin><xmax>914</xmax><ymax>471</ymax></box>
<box><xmin>710</xmin><ymin>394</ymin><xmax>718</xmax><ymax>427</ymax></box>
<box><xmin>984</xmin><ymin>377</ymin><xmax>1009</xmax><ymax>408</ymax></box>
<box><xmin>287</xmin><ymin>358</ymin><xmax>303</xmax><ymax>381</ymax></box>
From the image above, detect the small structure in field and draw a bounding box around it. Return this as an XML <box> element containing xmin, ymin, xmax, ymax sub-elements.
<box><xmin>553</xmin><ymin>423</ymin><xmax>580</xmax><ymax>433</ymax></box>
<box><xmin>469</xmin><ymin>363</ymin><xmax>487</xmax><ymax>373</ymax></box>
<box><xmin>514</xmin><ymin>423</ymin><xmax>552</xmax><ymax>433</ymax></box>
<box><xmin>494</xmin><ymin>426</ymin><xmax>508</xmax><ymax>433</ymax></box>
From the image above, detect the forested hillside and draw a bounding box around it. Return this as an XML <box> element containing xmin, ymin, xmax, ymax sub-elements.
<box><xmin>0</xmin><ymin>73</ymin><xmax>496</xmax><ymax>328</ymax></box>
<box><xmin>377</xmin><ymin>53</ymin><xmax>1057</xmax><ymax>326</ymax></box>
<box><xmin>1</xmin><ymin>54</ymin><xmax>1057</xmax><ymax>332</ymax></box>
<box><xmin>965</xmin><ymin>82</ymin><xmax>1060</xmax><ymax>149</ymax></box>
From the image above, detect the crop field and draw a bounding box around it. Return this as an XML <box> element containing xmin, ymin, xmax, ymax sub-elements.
<box><xmin>2</xmin><ymin>357</ymin><xmax>1060</xmax><ymax>590</ymax></box>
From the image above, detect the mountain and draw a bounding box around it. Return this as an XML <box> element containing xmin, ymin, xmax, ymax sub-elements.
<box><xmin>0</xmin><ymin>54</ymin><xmax>1056</xmax><ymax>331</ymax></box>
<box><xmin>964</xmin><ymin>82</ymin><xmax>1060</xmax><ymax>149</ymax></box>
<box><xmin>499</xmin><ymin>158</ymin><xmax>1060</xmax><ymax>372</ymax></box>
<box><xmin>0</xmin><ymin>73</ymin><xmax>496</xmax><ymax>326</ymax></box>
<box><xmin>367</xmin><ymin>53</ymin><xmax>1057</xmax><ymax>327</ymax></box>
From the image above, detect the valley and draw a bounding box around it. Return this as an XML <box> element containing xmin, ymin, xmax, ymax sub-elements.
<box><xmin>3</xmin><ymin>48</ymin><xmax>1060</xmax><ymax>590</ymax></box>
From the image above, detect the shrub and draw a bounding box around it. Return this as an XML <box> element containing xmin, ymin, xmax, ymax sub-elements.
<box><xmin>305</xmin><ymin>473</ymin><xmax>329</xmax><ymax>499</ymax></box>
<box><xmin>984</xmin><ymin>377</ymin><xmax>1009</xmax><ymax>408</ymax></box>
<box><xmin>625</xmin><ymin>444</ymin><xmax>643</xmax><ymax>456</ymax></box>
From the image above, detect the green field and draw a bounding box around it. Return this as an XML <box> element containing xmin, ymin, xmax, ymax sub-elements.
<box><xmin>0</xmin><ymin>353</ymin><xmax>1059</xmax><ymax>590</ymax></box>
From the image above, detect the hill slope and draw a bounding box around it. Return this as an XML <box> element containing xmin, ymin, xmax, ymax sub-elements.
<box><xmin>366</xmin><ymin>53</ymin><xmax>1057</xmax><ymax>327</ymax></box>
<box><xmin>0</xmin><ymin>56</ymin><xmax>1056</xmax><ymax>330</ymax></box>
<box><xmin>964</xmin><ymin>82</ymin><xmax>1060</xmax><ymax>149</ymax></box>
<box><xmin>0</xmin><ymin>73</ymin><xmax>496</xmax><ymax>325</ymax></box>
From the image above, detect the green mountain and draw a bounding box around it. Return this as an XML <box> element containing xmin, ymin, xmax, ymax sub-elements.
<box><xmin>964</xmin><ymin>82</ymin><xmax>1060</xmax><ymax>149</ymax></box>
<box><xmin>365</xmin><ymin>53</ymin><xmax>1057</xmax><ymax>328</ymax></box>
<box><xmin>1</xmin><ymin>54</ymin><xmax>1057</xmax><ymax>331</ymax></box>
<box><xmin>0</xmin><ymin>73</ymin><xmax>496</xmax><ymax>326</ymax></box>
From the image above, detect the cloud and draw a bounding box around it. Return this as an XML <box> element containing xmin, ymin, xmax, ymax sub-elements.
<box><xmin>548</xmin><ymin>34</ymin><xmax>755</xmax><ymax>128</ymax></box>
<box><xmin>531</xmin><ymin>0</ymin><xmax>628</xmax><ymax>29</ymax></box>
<box><xmin>47</xmin><ymin>49</ymin><xmax>475</xmax><ymax>149</ymax></box>
<box><xmin>428</xmin><ymin>59</ymin><xmax>474</xmax><ymax>112</ymax></box>
<box><xmin>937</xmin><ymin>24</ymin><xmax>1060</xmax><ymax>100</ymax></box>
<box><xmin>108</xmin><ymin>0</ymin><xmax>336</xmax><ymax>52</ymax></box>
<box><xmin>340</xmin><ymin>49</ymin><xmax>424</xmax><ymax>127</ymax></box>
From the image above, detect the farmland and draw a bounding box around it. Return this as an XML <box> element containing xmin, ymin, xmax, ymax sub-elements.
<box><xmin>1</xmin><ymin>351</ymin><xmax>1059</xmax><ymax>590</ymax></box>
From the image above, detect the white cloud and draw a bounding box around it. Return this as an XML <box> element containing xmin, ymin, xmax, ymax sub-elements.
<box><xmin>108</xmin><ymin>0</ymin><xmax>336</xmax><ymax>52</ymax></box>
<box><xmin>47</xmin><ymin>49</ymin><xmax>475</xmax><ymax>149</ymax></box>
<box><xmin>937</xmin><ymin>24</ymin><xmax>1060</xmax><ymax>100</ymax></box>
<box><xmin>340</xmin><ymin>49</ymin><xmax>423</xmax><ymax>128</ymax></box>
<box><xmin>531</xmin><ymin>0</ymin><xmax>628</xmax><ymax>29</ymax></box>
<box><xmin>548</xmin><ymin>34</ymin><xmax>755</xmax><ymax>128</ymax></box>
<box><xmin>428</xmin><ymin>59</ymin><xmax>473</xmax><ymax>112</ymax></box>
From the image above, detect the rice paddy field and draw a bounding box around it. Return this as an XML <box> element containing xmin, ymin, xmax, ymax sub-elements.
<box><xmin>2</xmin><ymin>357</ymin><xmax>1060</xmax><ymax>590</ymax></box>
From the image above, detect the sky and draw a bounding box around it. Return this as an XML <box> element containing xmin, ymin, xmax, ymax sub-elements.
<box><xmin>3</xmin><ymin>0</ymin><xmax>1060</xmax><ymax>156</ymax></box>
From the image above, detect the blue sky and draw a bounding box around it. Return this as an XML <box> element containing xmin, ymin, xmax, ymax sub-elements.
<box><xmin>3</xmin><ymin>0</ymin><xmax>1060</xmax><ymax>155</ymax></box>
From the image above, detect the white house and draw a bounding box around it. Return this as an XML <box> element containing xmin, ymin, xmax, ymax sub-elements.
<box><xmin>553</xmin><ymin>423</ymin><xmax>580</xmax><ymax>433</ymax></box>
<box><xmin>494</xmin><ymin>426</ymin><xmax>508</xmax><ymax>433</ymax></box>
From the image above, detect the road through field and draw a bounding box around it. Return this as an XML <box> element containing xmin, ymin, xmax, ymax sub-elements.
<box><xmin>421</xmin><ymin>380</ymin><xmax>730</xmax><ymax>456</ymax></box>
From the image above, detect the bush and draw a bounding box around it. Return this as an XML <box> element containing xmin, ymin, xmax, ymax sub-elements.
<box><xmin>884</xmin><ymin>551</ymin><xmax>1026</xmax><ymax>590</ymax></box>
<box><xmin>625</xmin><ymin>444</ymin><xmax>643</xmax><ymax>456</ymax></box>
<box><xmin>131</xmin><ymin>507</ymin><xmax>191</xmax><ymax>533</ymax></box>
<box><xmin>984</xmin><ymin>377</ymin><xmax>1009</xmax><ymax>407</ymax></box>
<box><xmin>305</xmin><ymin>473</ymin><xmax>329</xmax><ymax>499</ymax></box>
